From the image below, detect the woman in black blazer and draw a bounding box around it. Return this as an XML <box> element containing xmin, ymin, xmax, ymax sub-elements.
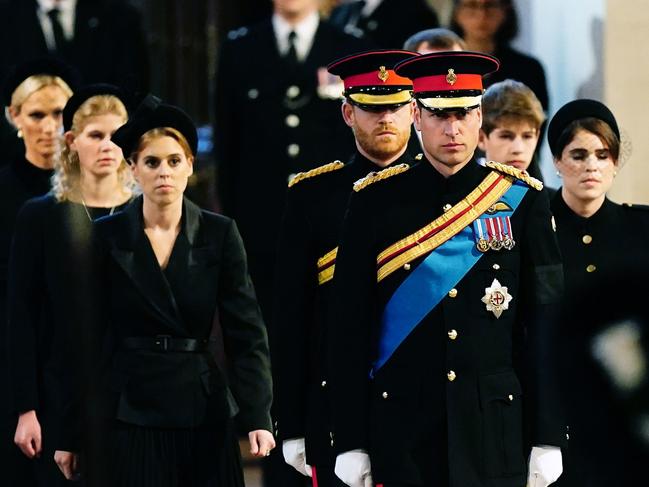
<box><xmin>56</xmin><ymin>102</ymin><xmax>274</xmax><ymax>487</ymax></box>
<box><xmin>7</xmin><ymin>84</ymin><xmax>133</xmax><ymax>485</ymax></box>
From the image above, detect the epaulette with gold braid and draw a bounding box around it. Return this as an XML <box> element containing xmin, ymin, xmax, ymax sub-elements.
<box><xmin>288</xmin><ymin>161</ymin><xmax>345</xmax><ymax>188</ymax></box>
<box><xmin>353</xmin><ymin>163</ymin><xmax>410</xmax><ymax>192</ymax></box>
<box><xmin>485</xmin><ymin>160</ymin><xmax>543</xmax><ymax>191</ymax></box>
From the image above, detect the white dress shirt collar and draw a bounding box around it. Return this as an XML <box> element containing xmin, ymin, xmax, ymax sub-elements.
<box><xmin>272</xmin><ymin>10</ymin><xmax>319</xmax><ymax>62</ymax></box>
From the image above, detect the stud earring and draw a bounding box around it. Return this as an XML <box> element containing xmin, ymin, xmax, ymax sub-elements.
<box><xmin>17</xmin><ymin>128</ymin><xmax>23</xmax><ymax>138</ymax></box>
<box><xmin>555</xmin><ymin>171</ymin><xmax>561</xmax><ymax>178</ymax></box>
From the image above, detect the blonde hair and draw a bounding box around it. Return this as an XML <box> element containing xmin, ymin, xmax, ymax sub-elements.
<box><xmin>9</xmin><ymin>74</ymin><xmax>73</xmax><ymax>116</ymax></box>
<box><xmin>130</xmin><ymin>127</ymin><xmax>194</xmax><ymax>164</ymax></box>
<box><xmin>52</xmin><ymin>95</ymin><xmax>136</xmax><ymax>202</ymax></box>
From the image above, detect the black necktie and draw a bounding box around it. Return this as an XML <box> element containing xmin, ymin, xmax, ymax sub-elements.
<box><xmin>47</xmin><ymin>8</ymin><xmax>67</xmax><ymax>52</ymax></box>
<box><xmin>285</xmin><ymin>31</ymin><xmax>298</xmax><ymax>67</ymax></box>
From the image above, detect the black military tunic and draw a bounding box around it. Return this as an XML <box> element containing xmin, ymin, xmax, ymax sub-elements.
<box><xmin>329</xmin><ymin>158</ymin><xmax>564</xmax><ymax>487</ymax></box>
<box><xmin>272</xmin><ymin>150</ymin><xmax>418</xmax><ymax>473</ymax></box>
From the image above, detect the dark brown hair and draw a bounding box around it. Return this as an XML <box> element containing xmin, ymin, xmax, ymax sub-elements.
<box><xmin>554</xmin><ymin>117</ymin><xmax>620</xmax><ymax>161</ymax></box>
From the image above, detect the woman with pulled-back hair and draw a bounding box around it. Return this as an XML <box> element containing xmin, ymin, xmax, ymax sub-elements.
<box><xmin>55</xmin><ymin>101</ymin><xmax>274</xmax><ymax>487</ymax></box>
<box><xmin>7</xmin><ymin>84</ymin><xmax>132</xmax><ymax>485</ymax></box>
<box><xmin>0</xmin><ymin>58</ymin><xmax>77</xmax><ymax>486</ymax></box>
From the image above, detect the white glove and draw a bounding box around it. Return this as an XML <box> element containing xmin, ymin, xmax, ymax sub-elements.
<box><xmin>335</xmin><ymin>450</ymin><xmax>373</xmax><ymax>487</ymax></box>
<box><xmin>282</xmin><ymin>438</ymin><xmax>312</xmax><ymax>477</ymax></box>
<box><xmin>527</xmin><ymin>446</ymin><xmax>563</xmax><ymax>487</ymax></box>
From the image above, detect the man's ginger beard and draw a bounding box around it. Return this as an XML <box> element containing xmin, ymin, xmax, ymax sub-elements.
<box><xmin>353</xmin><ymin>121</ymin><xmax>410</xmax><ymax>161</ymax></box>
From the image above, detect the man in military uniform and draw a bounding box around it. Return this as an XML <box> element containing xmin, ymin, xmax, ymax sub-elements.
<box><xmin>272</xmin><ymin>49</ymin><xmax>420</xmax><ymax>487</ymax></box>
<box><xmin>328</xmin><ymin>51</ymin><xmax>566</xmax><ymax>487</ymax></box>
<box><xmin>214</xmin><ymin>0</ymin><xmax>369</xmax><ymax>323</ymax></box>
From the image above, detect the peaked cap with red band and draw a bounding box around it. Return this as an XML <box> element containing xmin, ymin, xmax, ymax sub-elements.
<box><xmin>394</xmin><ymin>51</ymin><xmax>500</xmax><ymax>110</ymax></box>
<box><xmin>327</xmin><ymin>49</ymin><xmax>418</xmax><ymax>108</ymax></box>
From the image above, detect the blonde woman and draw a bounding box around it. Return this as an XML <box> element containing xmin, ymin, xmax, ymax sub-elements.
<box><xmin>57</xmin><ymin>102</ymin><xmax>274</xmax><ymax>487</ymax></box>
<box><xmin>6</xmin><ymin>84</ymin><xmax>132</xmax><ymax>485</ymax></box>
<box><xmin>0</xmin><ymin>58</ymin><xmax>76</xmax><ymax>486</ymax></box>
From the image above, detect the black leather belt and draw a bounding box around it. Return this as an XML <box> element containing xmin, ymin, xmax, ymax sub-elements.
<box><xmin>121</xmin><ymin>335</ymin><xmax>209</xmax><ymax>352</ymax></box>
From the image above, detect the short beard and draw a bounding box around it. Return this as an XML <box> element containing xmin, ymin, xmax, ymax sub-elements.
<box><xmin>353</xmin><ymin>122</ymin><xmax>410</xmax><ymax>161</ymax></box>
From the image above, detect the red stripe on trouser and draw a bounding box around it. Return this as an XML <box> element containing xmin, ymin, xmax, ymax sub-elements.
<box><xmin>312</xmin><ymin>466</ymin><xmax>318</xmax><ymax>487</ymax></box>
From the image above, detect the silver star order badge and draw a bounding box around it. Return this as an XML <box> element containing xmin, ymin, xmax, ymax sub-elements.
<box><xmin>481</xmin><ymin>278</ymin><xmax>513</xmax><ymax>319</ymax></box>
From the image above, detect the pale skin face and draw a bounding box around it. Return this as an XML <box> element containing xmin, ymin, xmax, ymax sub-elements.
<box><xmin>454</xmin><ymin>0</ymin><xmax>506</xmax><ymax>45</ymax></box>
<box><xmin>554</xmin><ymin>129</ymin><xmax>618</xmax><ymax>215</ymax></box>
<box><xmin>66</xmin><ymin>114</ymin><xmax>125</xmax><ymax>180</ymax></box>
<box><xmin>9</xmin><ymin>85</ymin><xmax>69</xmax><ymax>168</ymax></box>
<box><xmin>478</xmin><ymin>119</ymin><xmax>539</xmax><ymax>171</ymax></box>
<box><xmin>273</xmin><ymin>0</ymin><xmax>318</xmax><ymax>22</ymax></box>
<box><xmin>132</xmin><ymin>135</ymin><xmax>193</xmax><ymax>208</ymax></box>
<box><xmin>414</xmin><ymin>104</ymin><xmax>482</xmax><ymax>177</ymax></box>
<box><xmin>341</xmin><ymin>100</ymin><xmax>414</xmax><ymax>167</ymax></box>
<box><xmin>416</xmin><ymin>41</ymin><xmax>464</xmax><ymax>54</ymax></box>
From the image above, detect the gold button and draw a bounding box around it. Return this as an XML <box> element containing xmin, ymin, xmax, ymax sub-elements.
<box><xmin>448</xmin><ymin>288</ymin><xmax>458</xmax><ymax>298</ymax></box>
<box><xmin>447</xmin><ymin>329</ymin><xmax>458</xmax><ymax>340</ymax></box>
<box><xmin>382</xmin><ymin>391</ymin><xmax>388</xmax><ymax>399</ymax></box>
<box><xmin>443</xmin><ymin>203</ymin><xmax>452</xmax><ymax>212</ymax></box>
<box><xmin>586</xmin><ymin>264</ymin><xmax>597</xmax><ymax>273</ymax></box>
<box><xmin>508</xmin><ymin>394</ymin><xmax>514</xmax><ymax>401</ymax></box>
<box><xmin>321</xmin><ymin>380</ymin><xmax>327</xmax><ymax>387</ymax></box>
<box><xmin>447</xmin><ymin>370</ymin><xmax>456</xmax><ymax>382</ymax></box>
<box><xmin>403</xmin><ymin>263</ymin><xmax>411</xmax><ymax>271</ymax></box>
<box><xmin>582</xmin><ymin>235</ymin><xmax>593</xmax><ymax>244</ymax></box>
<box><xmin>492</xmin><ymin>263</ymin><xmax>500</xmax><ymax>270</ymax></box>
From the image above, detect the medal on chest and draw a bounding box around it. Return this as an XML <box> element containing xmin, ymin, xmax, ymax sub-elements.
<box><xmin>473</xmin><ymin>216</ymin><xmax>515</xmax><ymax>252</ymax></box>
<box><xmin>481</xmin><ymin>278</ymin><xmax>513</xmax><ymax>318</ymax></box>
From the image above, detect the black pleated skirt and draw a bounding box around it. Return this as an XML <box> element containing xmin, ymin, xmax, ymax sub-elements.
<box><xmin>99</xmin><ymin>419</ymin><xmax>244</xmax><ymax>487</ymax></box>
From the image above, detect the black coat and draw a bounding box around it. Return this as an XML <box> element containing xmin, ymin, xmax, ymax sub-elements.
<box><xmin>7</xmin><ymin>195</ymin><xmax>123</xmax><ymax>450</ymax></box>
<box><xmin>329</xmin><ymin>159</ymin><xmax>565</xmax><ymax>486</ymax></box>
<box><xmin>272</xmin><ymin>150</ymin><xmax>418</xmax><ymax>466</ymax></box>
<box><xmin>551</xmin><ymin>193</ymin><xmax>649</xmax><ymax>296</ymax></box>
<box><xmin>328</xmin><ymin>0</ymin><xmax>439</xmax><ymax>49</ymax></box>
<box><xmin>79</xmin><ymin>197</ymin><xmax>273</xmax><ymax>434</ymax></box>
<box><xmin>0</xmin><ymin>0</ymin><xmax>149</xmax><ymax>92</ymax></box>
<box><xmin>214</xmin><ymin>17</ymin><xmax>368</xmax><ymax>317</ymax></box>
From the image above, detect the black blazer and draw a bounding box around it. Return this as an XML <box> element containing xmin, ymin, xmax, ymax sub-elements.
<box><xmin>328</xmin><ymin>160</ymin><xmax>565</xmax><ymax>486</ymax></box>
<box><xmin>83</xmin><ymin>197</ymin><xmax>272</xmax><ymax>432</ymax></box>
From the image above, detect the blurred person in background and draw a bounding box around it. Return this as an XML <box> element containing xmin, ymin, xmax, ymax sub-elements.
<box><xmin>7</xmin><ymin>84</ymin><xmax>133</xmax><ymax>486</ymax></box>
<box><xmin>403</xmin><ymin>27</ymin><xmax>466</xmax><ymax>53</ymax></box>
<box><xmin>0</xmin><ymin>58</ymin><xmax>75</xmax><ymax>487</ymax></box>
<box><xmin>450</xmin><ymin>0</ymin><xmax>548</xmax><ymax>110</ymax></box>
<box><xmin>56</xmin><ymin>102</ymin><xmax>275</xmax><ymax>486</ymax></box>
<box><xmin>329</xmin><ymin>0</ymin><xmax>440</xmax><ymax>49</ymax></box>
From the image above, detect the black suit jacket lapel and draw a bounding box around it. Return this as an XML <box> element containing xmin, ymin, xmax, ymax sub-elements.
<box><xmin>108</xmin><ymin>199</ymin><xmax>185</xmax><ymax>334</ymax></box>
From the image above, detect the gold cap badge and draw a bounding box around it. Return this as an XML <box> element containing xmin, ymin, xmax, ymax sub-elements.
<box><xmin>446</xmin><ymin>68</ymin><xmax>457</xmax><ymax>86</ymax></box>
<box><xmin>378</xmin><ymin>66</ymin><xmax>389</xmax><ymax>82</ymax></box>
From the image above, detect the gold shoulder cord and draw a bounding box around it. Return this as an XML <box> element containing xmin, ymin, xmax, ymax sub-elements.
<box><xmin>288</xmin><ymin>161</ymin><xmax>345</xmax><ymax>188</ymax></box>
<box><xmin>485</xmin><ymin>160</ymin><xmax>543</xmax><ymax>191</ymax></box>
<box><xmin>353</xmin><ymin>163</ymin><xmax>410</xmax><ymax>192</ymax></box>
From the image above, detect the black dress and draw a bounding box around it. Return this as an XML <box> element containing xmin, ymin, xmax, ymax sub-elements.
<box><xmin>0</xmin><ymin>149</ymin><xmax>54</xmax><ymax>487</ymax></box>
<box><xmin>6</xmin><ymin>195</ymin><xmax>127</xmax><ymax>486</ymax></box>
<box><xmin>79</xmin><ymin>196</ymin><xmax>272</xmax><ymax>487</ymax></box>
